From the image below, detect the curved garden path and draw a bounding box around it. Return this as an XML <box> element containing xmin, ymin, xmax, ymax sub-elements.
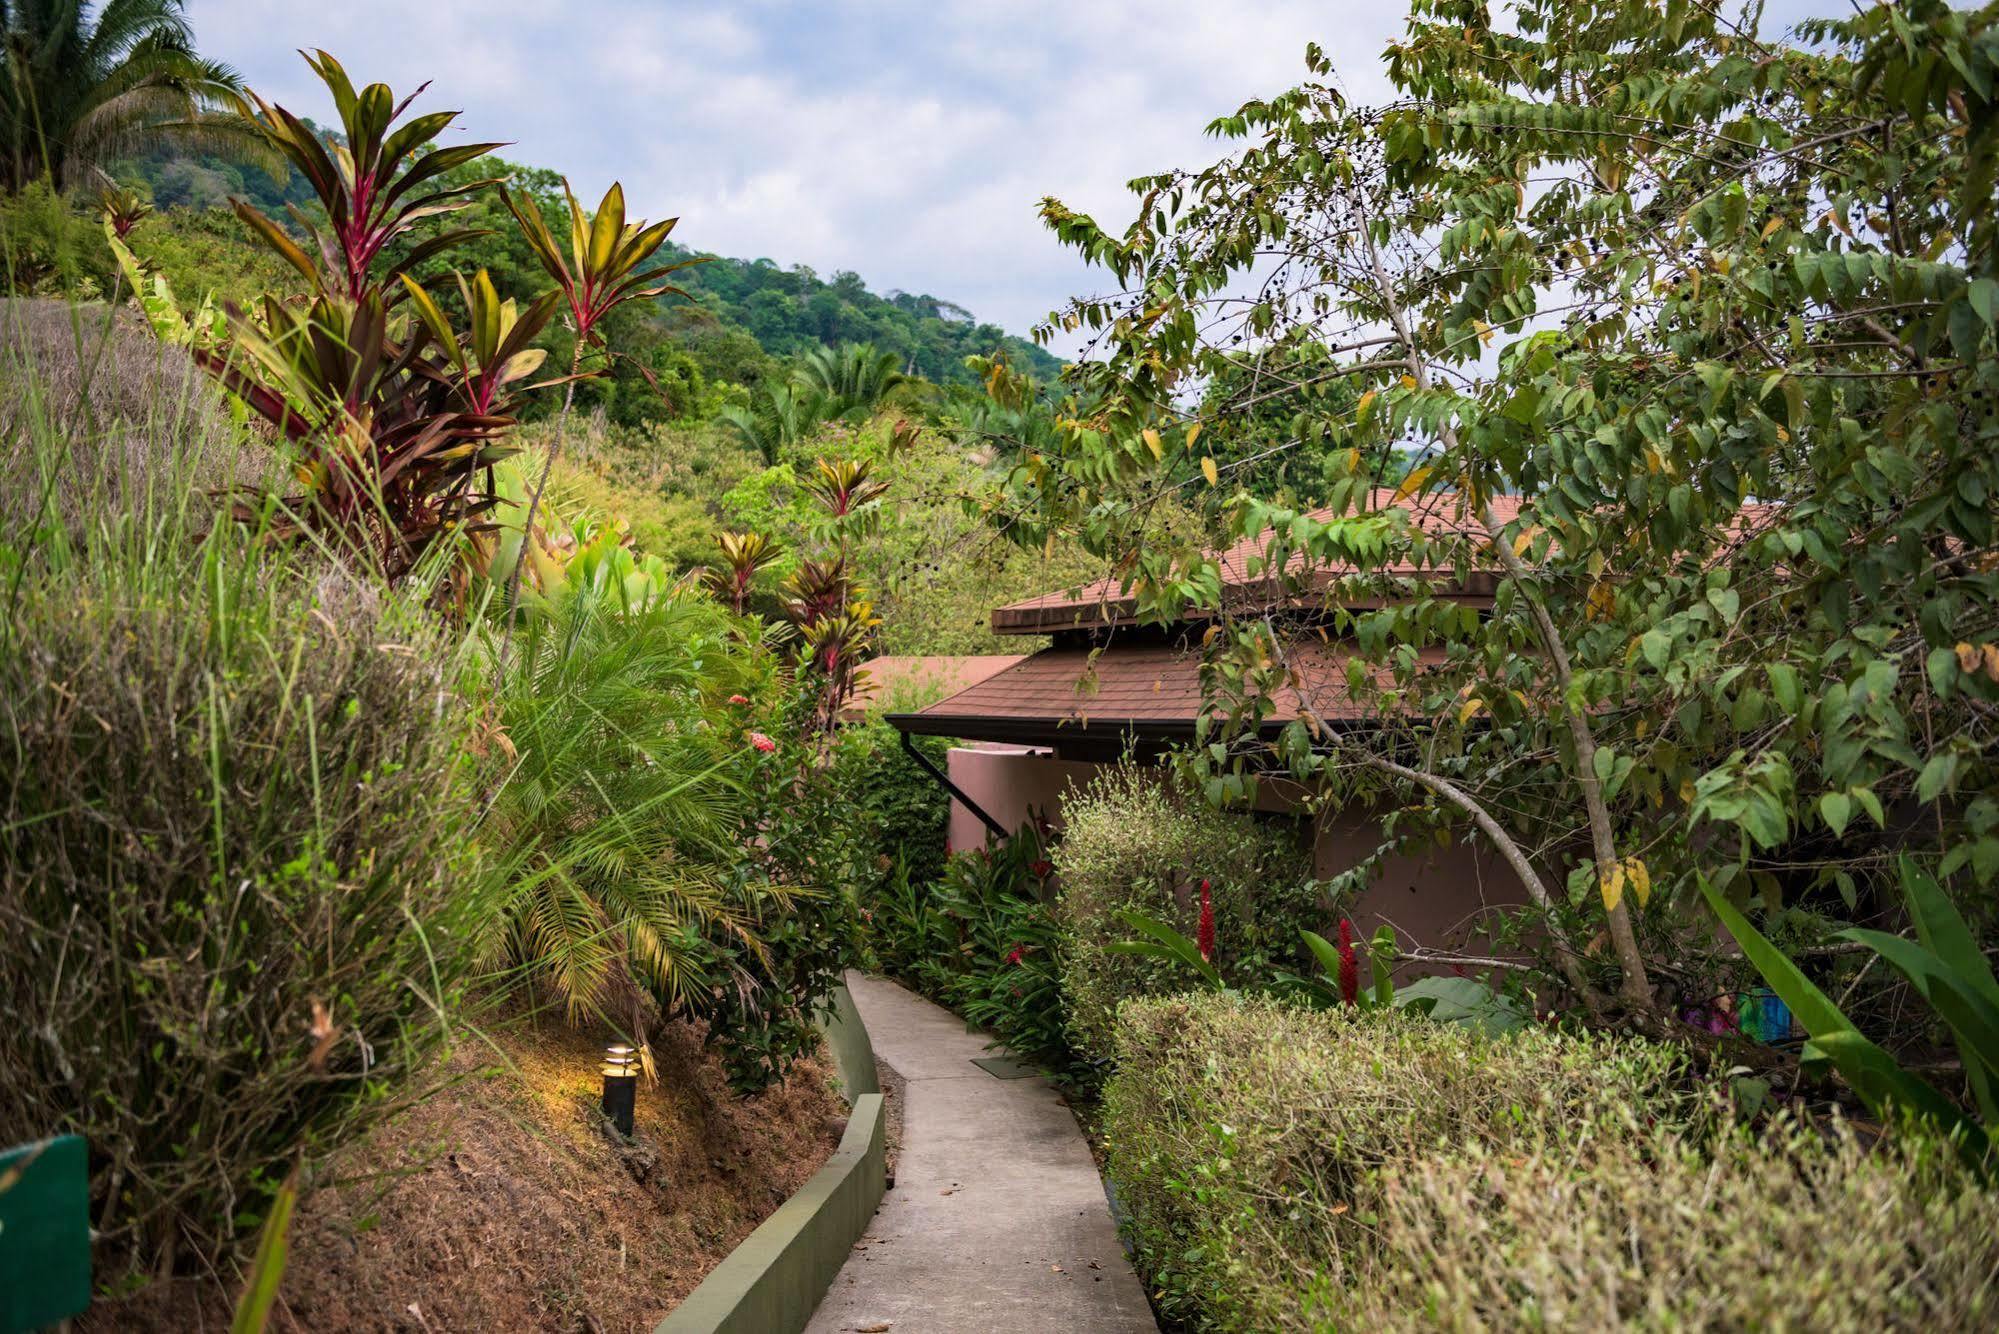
<box><xmin>805</xmin><ymin>972</ymin><xmax>1158</xmax><ymax>1333</ymax></box>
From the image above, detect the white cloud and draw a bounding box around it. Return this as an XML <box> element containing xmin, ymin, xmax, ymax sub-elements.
<box><xmin>186</xmin><ymin>1</ymin><xmax>1405</xmax><ymax>354</ymax></box>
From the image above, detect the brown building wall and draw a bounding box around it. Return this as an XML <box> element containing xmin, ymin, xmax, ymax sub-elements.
<box><xmin>941</xmin><ymin>746</ymin><xmax>1528</xmax><ymax>965</ymax></box>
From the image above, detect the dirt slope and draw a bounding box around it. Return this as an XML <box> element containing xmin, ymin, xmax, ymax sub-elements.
<box><xmin>89</xmin><ymin>1016</ymin><xmax>847</xmax><ymax>1332</ymax></box>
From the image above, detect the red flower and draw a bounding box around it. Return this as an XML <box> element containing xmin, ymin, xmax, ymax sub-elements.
<box><xmin>1005</xmin><ymin>946</ymin><xmax>1026</xmax><ymax>966</ymax></box>
<box><xmin>748</xmin><ymin>731</ymin><xmax>777</xmax><ymax>753</ymax></box>
<box><xmin>728</xmin><ymin>694</ymin><xmax>750</xmax><ymax>706</ymax></box>
<box><xmin>1337</xmin><ymin>918</ymin><xmax>1359</xmax><ymax>1006</ymax></box>
<box><xmin>1197</xmin><ymin>879</ymin><xmax>1215</xmax><ymax>964</ymax></box>
<box><xmin>1029</xmin><ymin>859</ymin><xmax>1053</xmax><ymax>879</ymax></box>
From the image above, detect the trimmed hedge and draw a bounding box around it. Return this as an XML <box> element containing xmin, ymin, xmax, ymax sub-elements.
<box><xmin>1053</xmin><ymin>763</ymin><xmax>1315</xmax><ymax>1062</ymax></box>
<box><xmin>1363</xmin><ymin>1116</ymin><xmax>1999</xmax><ymax>1331</ymax></box>
<box><xmin>1107</xmin><ymin>993</ymin><xmax>1999</xmax><ymax>1332</ymax></box>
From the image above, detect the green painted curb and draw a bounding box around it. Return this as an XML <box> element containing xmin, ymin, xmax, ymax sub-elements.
<box><xmin>656</xmin><ymin>985</ymin><xmax>886</xmax><ymax>1334</ymax></box>
<box><xmin>822</xmin><ymin>982</ymin><xmax>879</xmax><ymax>1098</ymax></box>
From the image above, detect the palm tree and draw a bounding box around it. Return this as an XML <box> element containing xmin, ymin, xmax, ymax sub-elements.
<box><xmin>718</xmin><ymin>379</ymin><xmax>829</xmax><ymax>466</ymax></box>
<box><xmin>1</xmin><ymin>0</ymin><xmax>247</xmax><ymax>193</ymax></box>
<box><xmin>796</xmin><ymin>342</ymin><xmax>908</xmax><ymax>417</ymax></box>
<box><xmin>485</xmin><ymin>579</ymin><xmax>784</xmax><ymax>1028</ymax></box>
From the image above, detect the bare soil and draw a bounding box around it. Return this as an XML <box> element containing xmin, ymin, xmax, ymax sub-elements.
<box><xmin>86</xmin><ymin>1016</ymin><xmax>847</xmax><ymax>1333</ymax></box>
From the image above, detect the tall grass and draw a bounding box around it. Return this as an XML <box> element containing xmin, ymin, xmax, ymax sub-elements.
<box><xmin>0</xmin><ymin>300</ymin><xmax>490</xmax><ymax>1279</ymax></box>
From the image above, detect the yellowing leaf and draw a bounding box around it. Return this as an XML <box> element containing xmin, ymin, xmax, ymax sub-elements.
<box><xmin>1399</xmin><ymin>374</ymin><xmax>1418</xmax><ymax>390</ymax></box>
<box><xmin>1356</xmin><ymin>389</ymin><xmax>1377</xmax><ymax>424</ymax></box>
<box><xmin>1760</xmin><ymin>215</ymin><xmax>1784</xmax><ymax>241</ymax></box>
<box><xmin>1393</xmin><ymin>463</ymin><xmax>1433</xmax><ymax>502</ymax></box>
<box><xmin>1958</xmin><ymin>642</ymin><xmax>1982</xmax><ymax>673</ymax></box>
<box><xmin>1185</xmin><ymin>421</ymin><xmax>1202</xmax><ymax>449</ymax></box>
<box><xmin>1457</xmin><ymin>696</ymin><xmax>1484</xmax><ymax>724</ymax></box>
<box><xmin>1201</xmin><ymin>456</ymin><xmax>1219</xmax><ymax>487</ymax></box>
<box><xmin>1586</xmin><ymin>579</ymin><xmax>1617</xmax><ymax>621</ymax></box>
<box><xmin>1601</xmin><ymin>863</ymin><xmax>1625</xmax><ymax>914</ymax></box>
<box><xmin>1511</xmin><ymin>527</ymin><xmax>1536</xmax><ymax>556</ymax></box>
<box><xmin>1142</xmin><ymin>427</ymin><xmax>1163</xmax><ymax>460</ymax></box>
<box><xmin>1473</xmin><ymin>318</ymin><xmax>1494</xmax><ymax>347</ymax></box>
<box><xmin>1624</xmin><ymin>857</ymin><xmax>1651</xmax><ymax>908</ymax></box>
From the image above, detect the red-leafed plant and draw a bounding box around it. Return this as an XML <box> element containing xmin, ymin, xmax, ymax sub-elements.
<box><xmin>499</xmin><ymin>179</ymin><xmax>701</xmax><ymax>630</ymax></box>
<box><xmin>195</xmin><ymin>52</ymin><xmax>538</xmax><ymax>584</ymax></box>
<box><xmin>227</xmin><ymin>51</ymin><xmax>504</xmax><ymax>301</ymax></box>
<box><xmin>782</xmin><ymin>556</ymin><xmax>855</xmax><ymax>629</ymax></box>
<box><xmin>804</xmin><ymin>456</ymin><xmax>889</xmax><ymax>519</ymax></box>
<box><xmin>701</xmin><ymin>530</ymin><xmax>784</xmax><ymax>617</ymax></box>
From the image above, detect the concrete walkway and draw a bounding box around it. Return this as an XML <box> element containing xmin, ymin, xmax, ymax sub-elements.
<box><xmin>805</xmin><ymin>972</ymin><xmax>1157</xmax><ymax>1334</ymax></box>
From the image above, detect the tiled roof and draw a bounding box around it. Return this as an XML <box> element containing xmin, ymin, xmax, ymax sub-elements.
<box><xmin>843</xmin><ymin>654</ymin><xmax>1027</xmax><ymax>720</ymax></box>
<box><xmin>899</xmin><ymin>638</ymin><xmax>1451</xmax><ymax>739</ymax></box>
<box><xmin>990</xmin><ymin>489</ymin><xmax>1522</xmax><ymax>635</ymax></box>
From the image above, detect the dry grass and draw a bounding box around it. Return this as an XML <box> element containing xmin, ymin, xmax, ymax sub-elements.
<box><xmin>0</xmin><ymin>298</ymin><xmax>249</xmax><ymax>541</ymax></box>
<box><xmin>84</xmin><ymin>1012</ymin><xmax>849</xmax><ymax>1333</ymax></box>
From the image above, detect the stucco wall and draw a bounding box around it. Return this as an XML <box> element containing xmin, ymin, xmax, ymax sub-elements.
<box><xmin>943</xmin><ymin>746</ymin><xmax>1100</xmax><ymax>850</ymax></box>
<box><xmin>1314</xmin><ymin>806</ymin><xmax>1529</xmax><ymax>966</ymax></box>
<box><xmin>938</xmin><ymin>746</ymin><xmax>1527</xmax><ymax>962</ymax></box>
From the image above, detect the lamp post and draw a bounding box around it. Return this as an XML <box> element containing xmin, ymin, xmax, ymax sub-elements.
<box><xmin>601</xmin><ymin>1043</ymin><xmax>637</xmax><ymax>1137</ymax></box>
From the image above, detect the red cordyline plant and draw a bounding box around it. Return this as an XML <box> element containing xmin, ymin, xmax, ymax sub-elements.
<box><xmin>401</xmin><ymin>270</ymin><xmax>565</xmax><ymax>417</ymax></box>
<box><xmin>197</xmin><ymin>52</ymin><xmax>531</xmax><ymax>582</ymax></box>
<box><xmin>782</xmin><ymin>556</ymin><xmax>854</xmax><ymax>629</ymax></box>
<box><xmin>97</xmin><ymin>185</ymin><xmax>151</xmax><ymax>239</ymax></box>
<box><xmin>702</xmin><ymin>531</ymin><xmax>784</xmax><ymax>616</ymax></box>
<box><xmin>498</xmin><ymin>179</ymin><xmax>703</xmax><ymax>634</ymax></box>
<box><xmin>800</xmin><ymin>603</ymin><xmax>879</xmax><ymax>732</ymax></box>
<box><xmin>227</xmin><ymin>51</ymin><xmax>503</xmax><ymax>302</ymax></box>
<box><xmin>804</xmin><ymin>456</ymin><xmax>889</xmax><ymax>518</ymax></box>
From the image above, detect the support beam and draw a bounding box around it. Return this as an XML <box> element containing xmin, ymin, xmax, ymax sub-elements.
<box><xmin>897</xmin><ymin>730</ymin><xmax>1009</xmax><ymax>842</ymax></box>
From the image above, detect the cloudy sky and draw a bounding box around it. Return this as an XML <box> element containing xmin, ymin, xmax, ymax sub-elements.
<box><xmin>182</xmin><ymin>2</ymin><xmax>1408</xmax><ymax>353</ymax></box>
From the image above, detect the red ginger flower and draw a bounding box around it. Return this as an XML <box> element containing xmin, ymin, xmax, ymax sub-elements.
<box><xmin>1029</xmin><ymin>859</ymin><xmax>1053</xmax><ymax>879</ymax></box>
<box><xmin>1337</xmin><ymin>918</ymin><xmax>1359</xmax><ymax>1006</ymax></box>
<box><xmin>1005</xmin><ymin>945</ymin><xmax>1025</xmax><ymax>966</ymax></box>
<box><xmin>747</xmin><ymin>731</ymin><xmax>776</xmax><ymax>753</ymax></box>
<box><xmin>1197</xmin><ymin>879</ymin><xmax>1215</xmax><ymax>964</ymax></box>
<box><xmin>728</xmin><ymin>694</ymin><xmax>750</xmax><ymax>706</ymax></box>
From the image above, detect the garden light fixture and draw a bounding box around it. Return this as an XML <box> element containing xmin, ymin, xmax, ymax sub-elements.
<box><xmin>601</xmin><ymin>1043</ymin><xmax>637</xmax><ymax>1136</ymax></box>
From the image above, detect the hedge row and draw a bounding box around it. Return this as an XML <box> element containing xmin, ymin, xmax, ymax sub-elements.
<box><xmin>1107</xmin><ymin>993</ymin><xmax>1999</xmax><ymax>1332</ymax></box>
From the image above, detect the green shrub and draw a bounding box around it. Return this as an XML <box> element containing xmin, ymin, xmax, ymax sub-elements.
<box><xmin>830</xmin><ymin>718</ymin><xmax>952</xmax><ymax>900</ymax></box>
<box><xmin>1054</xmin><ymin>763</ymin><xmax>1316</xmax><ymax>1061</ymax></box>
<box><xmin>0</xmin><ymin>526</ymin><xmax>485</xmax><ymax>1279</ymax></box>
<box><xmin>1361</xmin><ymin>1118</ymin><xmax>1999</xmax><ymax>1332</ymax></box>
<box><xmin>0</xmin><ymin>313</ymin><xmax>489</xmax><ymax>1280</ymax></box>
<box><xmin>870</xmin><ymin>831</ymin><xmax>1079</xmax><ymax>1077</ymax></box>
<box><xmin>1106</xmin><ymin>992</ymin><xmax>1696</xmax><ymax>1331</ymax></box>
<box><xmin>0</xmin><ymin>182</ymin><xmax>115</xmax><ymax>296</ymax></box>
